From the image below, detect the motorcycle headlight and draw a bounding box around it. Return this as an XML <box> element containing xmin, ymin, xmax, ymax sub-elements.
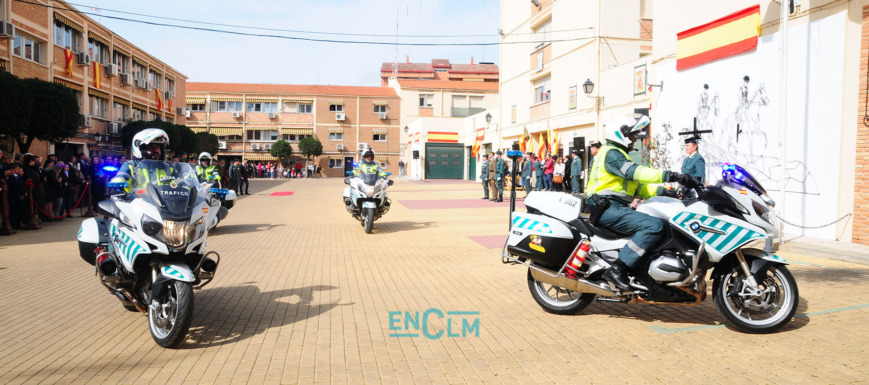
<box><xmin>752</xmin><ymin>201</ymin><xmax>772</xmax><ymax>224</ymax></box>
<box><xmin>163</xmin><ymin>220</ymin><xmax>189</xmax><ymax>248</ymax></box>
<box><xmin>118</xmin><ymin>210</ymin><xmax>135</xmax><ymax>229</ymax></box>
<box><xmin>142</xmin><ymin>215</ymin><xmax>163</xmax><ymax>236</ymax></box>
<box><xmin>363</xmin><ymin>185</ymin><xmax>375</xmax><ymax>196</ymax></box>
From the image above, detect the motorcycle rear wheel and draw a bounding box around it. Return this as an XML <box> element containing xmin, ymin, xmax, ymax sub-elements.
<box><xmin>148</xmin><ymin>280</ymin><xmax>194</xmax><ymax>348</ymax></box>
<box><xmin>527</xmin><ymin>269</ymin><xmax>596</xmax><ymax>315</ymax></box>
<box><xmin>363</xmin><ymin>208</ymin><xmax>374</xmax><ymax>234</ymax></box>
<box><xmin>712</xmin><ymin>264</ymin><xmax>798</xmax><ymax>334</ymax></box>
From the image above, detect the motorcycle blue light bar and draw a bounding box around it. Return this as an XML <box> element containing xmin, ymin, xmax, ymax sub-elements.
<box><xmin>209</xmin><ymin>188</ymin><xmax>229</xmax><ymax>195</ymax></box>
<box><xmin>507</xmin><ymin>150</ymin><xmax>523</xmax><ymax>157</ymax></box>
<box><xmin>106</xmin><ymin>182</ymin><xmax>127</xmax><ymax>188</ymax></box>
<box><xmin>102</xmin><ymin>166</ymin><xmax>118</xmax><ymax>172</ymax></box>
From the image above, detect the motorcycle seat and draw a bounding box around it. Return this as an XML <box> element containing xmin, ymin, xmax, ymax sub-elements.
<box><xmin>572</xmin><ymin>216</ymin><xmax>628</xmax><ymax>240</ymax></box>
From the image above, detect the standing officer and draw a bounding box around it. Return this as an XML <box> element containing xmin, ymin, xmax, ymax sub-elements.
<box><xmin>487</xmin><ymin>152</ymin><xmax>497</xmax><ymax>201</ymax></box>
<box><xmin>533</xmin><ymin>155</ymin><xmax>544</xmax><ymax>191</ymax></box>
<box><xmin>493</xmin><ymin>151</ymin><xmax>505</xmax><ymax>202</ymax></box>
<box><xmin>570</xmin><ymin>150</ymin><xmax>582</xmax><ymax>194</ymax></box>
<box><xmin>681</xmin><ymin>136</ymin><xmax>706</xmax><ymax>184</ymax></box>
<box><xmin>521</xmin><ymin>152</ymin><xmax>533</xmax><ymax>197</ymax></box>
<box><xmin>479</xmin><ymin>154</ymin><xmax>490</xmax><ymax>200</ymax></box>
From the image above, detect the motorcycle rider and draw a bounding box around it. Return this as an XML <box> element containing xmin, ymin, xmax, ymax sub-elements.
<box><xmin>110</xmin><ymin>129</ymin><xmax>176</xmax><ymax>192</ymax></box>
<box><xmin>195</xmin><ymin>152</ymin><xmax>222</xmax><ymax>183</ymax></box>
<box><xmin>354</xmin><ymin>148</ymin><xmax>387</xmax><ymax>178</ymax></box>
<box><xmin>587</xmin><ymin>114</ymin><xmax>697</xmax><ymax>291</ymax></box>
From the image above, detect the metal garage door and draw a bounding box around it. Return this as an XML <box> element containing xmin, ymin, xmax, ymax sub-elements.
<box><xmin>425</xmin><ymin>144</ymin><xmax>464</xmax><ymax>179</ymax></box>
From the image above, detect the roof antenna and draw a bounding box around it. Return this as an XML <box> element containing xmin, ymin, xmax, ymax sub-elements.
<box><xmin>393</xmin><ymin>5</ymin><xmax>399</xmax><ymax>80</ymax></box>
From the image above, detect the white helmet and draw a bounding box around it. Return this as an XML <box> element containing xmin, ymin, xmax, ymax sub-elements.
<box><xmin>604</xmin><ymin>114</ymin><xmax>650</xmax><ymax>149</ymax></box>
<box><xmin>199</xmin><ymin>152</ymin><xmax>212</xmax><ymax>163</ymax></box>
<box><xmin>131</xmin><ymin>128</ymin><xmax>169</xmax><ymax>160</ymax></box>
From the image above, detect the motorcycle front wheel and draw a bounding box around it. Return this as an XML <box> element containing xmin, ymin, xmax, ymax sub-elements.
<box><xmin>712</xmin><ymin>264</ymin><xmax>798</xmax><ymax>334</ymax></box>
<box><xmin>363</xmin><ymin>208</ymin><xmax>374</xmax><ymax>234</ymax></box>
<box><xmin>527</xmin><ymin>268</ymin><xmax>596</xmax><ymax>315</ymax></box>
<box><xmin>148</xmin><ymin>280</ymin><xmax>194</xmax><ymax>348</ymax></box>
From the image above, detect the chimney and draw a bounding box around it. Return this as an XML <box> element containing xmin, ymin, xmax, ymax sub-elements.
<box><xmin>406</xmin><ymin>55</ymin><xmax>410</xmax><ymax>64</ymax></box>
<box><xmin>471</xmin><ymin>57</ymin><xmax>474</xmax><ymax>65</ymax></box>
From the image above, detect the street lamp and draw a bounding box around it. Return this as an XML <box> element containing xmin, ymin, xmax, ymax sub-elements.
<box><xmin>94</xmin><ymin>134</ymin><xmax>103</xmax><ymax>142</ymax></box>
<box><xmin>404</xmin><ymin>126</ymin><xmax>408</xmax><ymax>133</ymax></box>
<box><xmin>582</xmin><ymin>79</ymin><xmax>595</xmax><ymax>95</ymax></box>
<box><xmin>485</xmin><ymin>113</ymin><xmax>492</xmax><ymax>123</ymax></box>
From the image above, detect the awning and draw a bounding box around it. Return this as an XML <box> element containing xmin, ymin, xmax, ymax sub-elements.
<box><xmin>88</xmin><ymin>88</ymin><xmax>110</xmax><ymax>99</ymax></box>
<box><xmin>245</xmin><ymin>126</ymin><xmax>279</xmax><ymax>131</ymax></box>
<box><xmin>210</xmin><ymin>128</ymin><xmax>243</xmax><ymax>136</ymax></box>
<box><xmin>211</xmin><ymin>97</ymin><xmax>242</xmax><ymax>102</ymax></box>
<box><xmin>132</xmin><ymin>56</ymin><xmax>149</xmax><ymax>67</ymax></box>
<box><xmin>372</xmin><ymin>101</ymin><xmax>388</xmax><ymax>106</ymax></box>
<box><xmin>246</xmin><ymin>98</ymin><xmax>277</xmax><ymax>103</ymax></box>
<box><xmin>329</xmin><ymin>156</ymin><xmax>343</xmax><ymax>160</ymax></box>
<box><xmin>112</xmin><ymin>46</ymin><xmax>131</xmax><ymax>57</ymax></box>
<box><xmin>54</xmin><ymin>13</ymin><xmax>83</xmax><ymax>33</ymax></box>
<box><xmin>0</xmin><ymin>60</ymin><xmax>6</xmax><ymax>71</ymax></box>
<box><xmin>328</xmin><ymin>100</ymin><xmax>344</xmax><ymax>105</ymax></box>
<box><xmin>164</xmin><ymin>73</ymin><xmax>174</xmax><ymax>81</ymax></box>
<box><xmin>190</xmin><ymin>127</ymin><xmax>207</xmax><ymax>133</ymax></box>
<box><xmin>285</xmin><ymin>99</ymin><xmax>313</xmax><ymax>104</ymax></box>
<box><xmin>244</xmin><ymin>155</ymin><xmax>278</xmax><ymax>161</ymax></box>
<box><xmin>88</xmin><ymin>31</ymin><xmax>110</xmax><ymax>47</ymax></box>
<box><xmin>186</xmin><ymin>98</ymin><xmax>205</xmax><ymax>104</ymax></box>
<box><xmin>281</xmin><ymin>128</ymin><xmax>313</xmax><ymax>135</ymax></box>
<box><xmin>132</xmin><ymin>102</ymin><xmax>148</xmax><ymax>111</ymax></box>
<box><xmin>54</xmin><ymin>78</ymin><xmax>83</xmax><ymax>92</ymax></box>
<box><xmin>149</xmin><ymin>67</ymin><xmax>163</xmax><ymax>76</ymax></box>
<box><xmin>328</xmin><ymin>127</ymin><xmax>344</xmax><ymax>134</ymax></box>
<box><xmin>375</xmin><ymin>156</ymin><xmax>388</xmax><ymax>162</ymax></box>
<box><xmin>372</xmin><ymin>129</ymin><xmax>388</xmax><ymax>134</ymax></box>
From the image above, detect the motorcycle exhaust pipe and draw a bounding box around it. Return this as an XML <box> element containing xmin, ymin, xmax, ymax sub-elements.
<box><xmin>529</xmin><ymin>268</ymin><xmax>616</xmax><ymax>297</ymax></box>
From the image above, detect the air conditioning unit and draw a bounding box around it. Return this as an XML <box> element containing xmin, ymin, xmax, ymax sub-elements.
<box><xmin>250</xmin><ymin>144</ymin><xmax>259</xmax><ymax>150</ymax></box>
<box><xmin>148</xmin><ymin>81</ymin><xmax>156</xmax><ymax>90</ymax></box>
<box><xmin>218</xmin><ymin>141</ymin><xmax>227</xmax><ymax>150</ymax></box>
<box><xmin>335</xmin><ymin>113</ymin><xmax>345</xmax><ymax>121</ymax></box>
<box><xmin>76</xmin><ymin>52</ymin><xmax>91</xmax><ymax>66</ymax></box>
<box><xmin>176</xmin><ymin>107</ymin><xmax>184</xmax><ymax>115</ymax></box>
<box><xmin>105</xmin><ymin>63</ymin><xmax>118</xmax><ymax>76</ymax></box>
<box><xmin>357</xmin><ymin>143</ymin><xmax>369</xmax><ymax>151</ymax></box>
<box><xmin>268</xmin><ymin>112</ymin><xmax>276</xmax><ymax>119</ymax></box>
<box><xmin>108</xmin><ymin>122</ymin><xmax>120</xmax><ymax>134</ymax></box>
<box><xmin>336</xmin><ymin>144</ymin><xmax>345</xmax><ymax>151</ymax></box>
<box><xmin>264</xmin><ymin>144</ymin><xmax>272</xmax><ymax>150</ymax></box>
<box><xmin>378</xmin><ymin>112</ymin><xmax>387</xmax><ymax>120</ymax></box>
<box><xmin>185</xmin><ymin>110</ymin><xmax>191</xmax><ymax>118</ymax></box>
<box><xmin>164</xmin><ymin>91</ymin><xmax>172</xmax><ymax>100</ymax></box>
<box><xmin>231</xmin><ymin>112</ymin><xmax>242</xmax><ymax>119</ymax></box>
<box><xmin>0</xmin><ymin>21</ymin><xmax>14</xmax><ymax>38</ymax></box>
<box><xmin>120</xmin><ymin>73</ymin><xmax>132</xmax><ymax>86</ymax></box>
<box><xmin>82</xmin><ymin>116</ymin><xmax>92</xmax><ymax>127</ymax></box>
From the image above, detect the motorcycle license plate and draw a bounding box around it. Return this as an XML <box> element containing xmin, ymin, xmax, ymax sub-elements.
<box><xmin>362</xmin><ymin>202</ymin><xmax>377</xmax><ymax>208</ymax></box>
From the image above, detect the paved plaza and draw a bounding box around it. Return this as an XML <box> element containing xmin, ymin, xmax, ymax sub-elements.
<box><xmin>1</xmin><ymin>178</ymin><xmax>869</xmax><ymax>384</ymax></box>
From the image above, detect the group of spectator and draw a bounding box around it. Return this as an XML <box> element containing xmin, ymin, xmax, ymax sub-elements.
<box><xmin>477</xmin><ymin>145</ymin><xmax>602</xmax><ymax>200</ymax></box>
<box><xmin>0</xmin><ymin>148</ymin><xmax>120</xmax><ymax>229</ymax></box>
<box><xmin>245</xmin><ymin>162</ymin><xmax>322</xmax><ymax>180</ymax></box>
<box><xmin>519</xmin><ymin>153</ymin><xmax>576</xmax><ymax>194</ymax></box>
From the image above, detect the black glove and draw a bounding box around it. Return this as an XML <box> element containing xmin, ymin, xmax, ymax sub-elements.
<box><xmin>661</xmin><ymin>188</ymin><xmax>679</xmax><ymax>198</ymax></box>
<box><xmin>668</xmin><ymin>172</ymin><xmax>696</xmax><ymax>187</ymax></box>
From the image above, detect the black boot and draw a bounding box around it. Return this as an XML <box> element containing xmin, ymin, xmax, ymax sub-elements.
<box><xmin>603</xmin><ymin>263</ymin><xmax>633</xmax><ymax>292</ymax></box>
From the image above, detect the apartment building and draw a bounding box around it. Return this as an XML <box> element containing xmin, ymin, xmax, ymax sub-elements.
<box><xmin>499</xmin><ymin>0</ymin><xmax>652</xmax><ymax>168</ymax></box>
<box><xmin>381</xmin><ymin>58</ymin><xmax>499</xmax><ymax>179</ymax></box>
<box><xmin>0</xmin><ymin>0</ymin><xmax>187</xmax><ymax>159</ymax></box>
<box><xmin>186</xmin><ymin>83</ymin><xmax>400</xmax><ymax>178</ymax></box>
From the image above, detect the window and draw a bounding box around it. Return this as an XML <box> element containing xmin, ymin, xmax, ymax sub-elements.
<box><xmin>329</xmin><ymin>132</ymin><xmax>343</xmax><ymax>141</ymax></box>
<box><xmin>419</xmin><ymin>94</ymin><xmax>433</xmax><ymax>107</ymax></box>
<box><xmin>74</xmin><ymin>91</ymin><xmax>82</xmax><ymax>112</ymax></box>
<box><xmin>373</xmin><ymin>105</ymin><xmax>387</xmax><ymax>113</ymax></box>
<box><xmin>329</xmin><ymin>158</ymin><xmax>342</xmax><ymax>168</ymax></box>
<box><xmin>434</xmin><ymin>68</ymin><xmax>448</xmax><ymax>73</ymax></box>
<box><xmin>218</xmin><ymin>135</ymin><xmax>242</xmax><ymax>141</ymax></box>
<box><xmin>149</xmin><ymin>70</ymin><xmax>162</xmax><ymax>90</ymax></box>
<box><xmin>534</xmin><ymin>19</ymin><xmax>551</xmax><ymax>48</ymax></box>
<box><xmin>246</xmin><ymin>130</ymin><xmax>279</xmax><ymax>141</ymax></box>
<box><xmin>133</xmin><ymin>107</ymin><xmax>146</xmax><ymax>121</ymax></box>
<box><xmin>88</xmin><ymin>39</ymin><xmax>109</xmax><ymax>64</ymax></box>
<box><xmin>246</xmin><ymin>102</ymin><xmax>277</xmax><ymax>113</ymax></box>
<box><xmin>262</xmin><ymin>102</ymin><xmax>277</xmax><ymax>113</ymax></box>
<box><xmin>166</xmin><ymin>79</ymin><xmax>175</xmax><ymax>95</ymax></box>
<box><xmin>533</xmin><ymin>76</ymin><xmax>551</xmax><ymax>104</ymax></box>
<box><xmin>13</xmin><ymin>33</ymin><xmax>42</xmax><ymax>64</ymax></box>
<box><xmin>112</xmin><ymin>50</ymin><xmax>129</xmax><ymax>73</ymax></box>
<box><xmin>149</xmin><ymin>112</ymin><xmax>161</xmax><ymax>121</ymax></box>
<box><xmin>329</xmin><ymin>104</ymin><xmax>343</xmax><ymax>112</ymax></box>
<box><xmin>247</xmin><ymin>103</ymin><xmax>262</xmax><ymax>112</ymax></box>
<box><xmin>188</xmin><ymin>104</ymin><xmax>205</xmax><ymax>111</ymax></box>
<box><xmin>536</xmin><ymin>51</ymin><xmax>544</xmax><ymax>71</ymax></box>
<box><xmin>113</xmin><ymin>102</ymin><xmax>128</xmax><ymax>121</ymax></box>
<box><xmin>89</xmin><ymin>95</ymin><xmax>108</xmax><ymax>118</ymax></box>
<box><xmin>54</xmin><ymin>22</ymin><xmax>81</xmax><ymax>52</ymax></box>
<box><xmin>132</xmin><ymin>61</ymin><xmax>146</xmax><ymax>80</ymax></box>
<box><xmin>212</xmin><ymin>101</ymin><xmax>243</xmax><ymax>112</ymax></box>
<box><xmin>297</xmin><ymin>104</ymin><xmax>312</xmax><ymax>113</ymax></box>
<box><xmin>373</xmin><ymin>134</ymin><xmax>387</xmax><ymax>141</ymax></box>
<box><xmin>282</xmin><ymin>134</ymin><xmax>310</xmax><ymax>142</ymax></box>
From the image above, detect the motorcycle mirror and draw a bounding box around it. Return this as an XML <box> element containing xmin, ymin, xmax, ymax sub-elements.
<box><xmin>344</xmin><ymin>178</ymin><xmax>351</xmax><ymax>185</ymax></box>
<box><xmin>386</xmin><ymin>172</ymin><xmax>392</xmax><ymax>176</ymax></box>
<box><xmin>346</xmin><ymin>171</ymin><xmax>353</xmax><ymax>176</ymax></box>
<box><xmin>387</xmin><ymin>180</ymin><xmax>394</xmax><ymax>186</ymax></box>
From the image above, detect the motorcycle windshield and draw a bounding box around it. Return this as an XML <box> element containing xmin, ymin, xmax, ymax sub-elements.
<box><xmin>358</xmin><ymin>171</ymin><xmax>380</xmax><ymax>185</ymax></box>
<box><xmin>132</xmin><ymin>160</ymin><xmax>202</xmax><ymax>219</ymax></box>
<box><xmin>702</xmin><ymin>143</ymin><xmax>768</xmax><ymax>196</ymax></box>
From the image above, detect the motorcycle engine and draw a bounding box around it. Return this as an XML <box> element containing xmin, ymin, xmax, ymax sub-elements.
<box><xmin>648</xmin><ymin>251</ymin><xmax>688</xmax><ymax>283</ymax></box>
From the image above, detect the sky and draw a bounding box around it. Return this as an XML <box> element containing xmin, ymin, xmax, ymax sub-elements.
<box><xmin>71</xmin><ymin>0</ymin><xmax>503</xmax><ymax>87</ymax></box>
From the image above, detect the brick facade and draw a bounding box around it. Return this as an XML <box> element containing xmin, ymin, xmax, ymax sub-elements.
<box><xmin>854</xmin><ymin>6</ymin><xmax>869</xmax><ymax>245</ymax></box>
<box><xmin>639</xmin><ymin>18</ymin><xmax>654</xmax><ymax>40</ymax></box>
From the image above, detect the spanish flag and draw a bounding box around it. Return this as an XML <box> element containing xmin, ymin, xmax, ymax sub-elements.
<box><xmin>155</xmin><ymin>89</ymin><xmax>164</xmax><ymax>110</ymax></box>
<box><xmin>64</xmin><ymin>49</ymin><xmax>74</xmax><ymax>77</ymax></box>
<box><xmin>676</xmin><ymin>5</ymin><xmax>760</xmax><ymax>70</ymax></box>
<box><xmin>550</xmin><ymin>129</ymin><xmax>559</xmax><ymax>155</ymax></box>
<box><xmin>427</xmin><ymin>131</ymin><xmax>459</xmax><ymax>143</ymax></box>
<box><xmin>536</xmin><ymin>133</ymin><xmax>547</xmax><ymax>159</ymax></box>
<box><xmin>520</xmin><ymin>126</ymin><xmax>530</xmax><ymax>152</ymax></box>
<box><xmin>92</xmin><ymin>62</ymin><xmax>101</xmax><ymax>89</ymax></box>
<box><xmin>472</xmin><ymin>128</ymin><xmax>485</xmax><ymax>157</ymax></box>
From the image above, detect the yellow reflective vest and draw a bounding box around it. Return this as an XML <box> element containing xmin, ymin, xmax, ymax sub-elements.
<box><xmin>586</xmin><ymin>145</ymin><xmax>665</xmax><ymax>201</ymax></box>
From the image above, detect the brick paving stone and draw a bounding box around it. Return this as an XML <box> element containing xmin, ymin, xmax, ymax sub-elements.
<box><xmin>2</xmin><ymin>179</ymin><xmax>869</xmax><ymax>384</ymax></box>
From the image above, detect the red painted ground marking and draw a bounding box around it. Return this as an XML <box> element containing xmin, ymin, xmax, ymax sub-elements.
<box><xmin>398</xmin><ymin>198</ymin><xmax>524</xmax><ymax>210</ymax></box>
<box><xmin>406</xmin><ymin>180</ymin><xmax>479</xmax><ymax>185</ymax></box>
<box><xmin>389</xmin><ymin>188</ymin><xmax>480</xmax><ymax>193</ymax></box>
<box><xmin>270</xmin><ymin>191</ymin><xmax>295</xmax><ymax>196</ymax></box>
<box><xmin>467</xmin><ymin>235</ymin><xmax>508</xmax><ymax>249</ymax></box>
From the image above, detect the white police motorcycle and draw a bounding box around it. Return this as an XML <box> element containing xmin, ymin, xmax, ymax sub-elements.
<box><xmin>77</xmin><ymin>160</ymin><xmax>221</xmax><ymax>348</ymax></box>
<box><xmin>502</xmin><ymin>144</ymin><xmax>798</xmax><ymax>334</ymax></box>
<box><xmin>343</xmin><ymin>170</ymin><xmax>393</xmax><ymax>234</ymax></box>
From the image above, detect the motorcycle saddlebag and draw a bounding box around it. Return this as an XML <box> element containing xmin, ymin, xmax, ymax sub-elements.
<box><xmin>77</xmin><ymin>218</ymin><xmax>110</xmax><ymax>265</ymax></box>
<box><xmin>507</xmin><ymin>212</ymin><xmax>576</xmax><ymax>268</ymax></box>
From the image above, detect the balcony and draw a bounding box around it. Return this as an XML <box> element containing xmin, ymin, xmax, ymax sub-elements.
<box><xmin>450</xmin><ymin>107</ymin><xmax>486</xmax><ymax>118</ymax></box>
